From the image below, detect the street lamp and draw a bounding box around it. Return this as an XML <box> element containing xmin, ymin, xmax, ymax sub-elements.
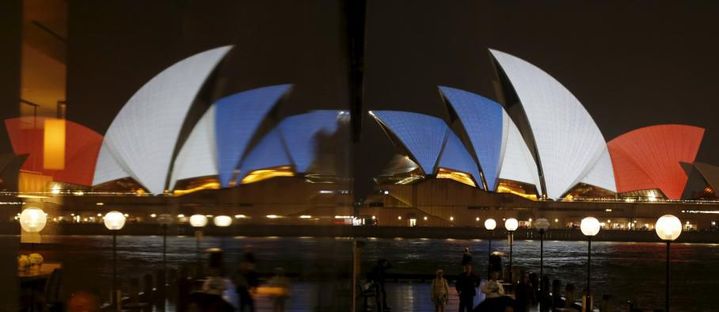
<box><xmin>580</xmin><ymin>216</ymin><xmax>600</xmax><ymax>310</ymax></box>
<box><xmin>190</xmin><ymin>214</ymin><xmax>208</xmax><ymax>227</ymax></box>
<box><xmin>19</xmin><ymin>207</ymin><xmax>47</xmax><ymax>233</ymax></box>
<box><xmin>20</xmin><ymin>207</ymin><xmax>47</xmax><ymax>312</ymax></box>
<box><xmin>213</xmin><ymin>215</ymin><xmax>232</xmax><ymax>227</ymax></box>
<box><xmin>504</xmin><ymin>218</ymin><xmax>518</xmax><ymax>284</ymax></box>
<box><xmin>534</xmin><ymin>217</ymin><xmax>550</xmax><ymax>302</ymax></box>
<box><xmin>190</xmin><ymin>214</ymin><xmax>208</xmax><ymax>274</ymax></box>
<box><xmin>157</xmin><ymin>213</ymin><xmax>173</xmax><ymax>296</ymax></box>
<box><xmin>103</xmin><ymin>211</ymin><xmax>126</xmax><ymax>310</ymax></box>
<box><xmin>655</xmin><ymin>214</ymin><xmax>682</xmax><ymax>312</ymax></box>
<box><xmin>484</xmin><ymin>218</ymin><xmax>497</xmax><ymax>277</ymax></box>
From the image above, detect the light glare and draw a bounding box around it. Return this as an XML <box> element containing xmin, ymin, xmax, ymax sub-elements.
<box><xmin>580</xmin><ymin>217</ymin><xmax>601</xmax><ymax>236</ymax></box>
<box><xmin>484</xmin><ymin>218</ymin><xmax>497</xmax><ymax>231</ymax></box>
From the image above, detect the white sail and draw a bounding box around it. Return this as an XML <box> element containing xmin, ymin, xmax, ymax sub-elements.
<box><xmin>93</xmin><ymin>46</ymin><xmax>232</xmax><ymax>194</ymax></box>
<box><xmin>498</xmin><ymin>112</ymin><xmax>541</xmax><ymax>189</ymax></box>
<box><xmin>92</xmin><ymin>142</ymin><xmax>132</xmax><ymax>186</ymax></box>
<box><xmin>490</xmin><ymin>49</ymin><xmax>615</xmax><ymax>198</ymax></box>
<box><xmin>168</xmin><ymin>105</ymin><xmax>218</xmax><ymax>190</ymax></box>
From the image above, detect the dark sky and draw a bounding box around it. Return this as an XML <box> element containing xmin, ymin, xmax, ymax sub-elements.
<box><xmin>64</xmin><ymin>0</ymin><xmax>719</xmax><ymax>190</ymax></box>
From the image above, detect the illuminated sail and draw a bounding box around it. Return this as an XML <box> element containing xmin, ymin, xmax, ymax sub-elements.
<box><xmin>93</xmin><ymin>46</ymin><xmax>232</xmax><ymax>194</ymax></box>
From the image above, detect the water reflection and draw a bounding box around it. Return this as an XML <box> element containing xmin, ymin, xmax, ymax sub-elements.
<box><xmin>13</xmin><ymin>235</ymin><xmax>719</xmax><ymax>311</ymax></box>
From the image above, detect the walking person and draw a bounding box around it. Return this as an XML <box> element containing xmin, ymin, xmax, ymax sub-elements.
<box><xmin>198</xmin><ymin>248</ymin><xmax>239</xmax><ymax>310</ymax></box>
<box><xmin>455</xmin><ymin>264</ymin><xmax>480</xmax><ymax>312</ymax></box>
<box><xmin>514</xmin><ymin>272</ymin><xmax>533</xmax><ymax>312</ymax></box>
<box><xmin>267</xmin><ymin>267</ymin><xmax>290</xmax><ymax>312</ymax></box>
<box><xmin>478</xmin><ymin>270</ymin><xmax>507</xmax><ymax>312</ymax></box>
<box><xmin>480</xmin><ymin>270</ymin><xmax>505</xmax><ymax>299</ymax></box>
<box><xmin>431</xmin><ymin>269</ymin><xmax>450</xmax><ymax>312</ymax></box>
<box><xmin>234</xmin><ymin>251</ymin><xmax>260</xmax><ymax>312</ymax></box>
<box><xmin>369</xmin><ymin>258</ymin><xmax>392</xmax><ymax>311</ymax></box>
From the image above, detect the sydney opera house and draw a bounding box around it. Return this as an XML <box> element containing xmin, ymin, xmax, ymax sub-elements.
<box><xmin>3</xmin><ymin>46</ymin><xmax>718</xmax><ymax>231</ymax></box>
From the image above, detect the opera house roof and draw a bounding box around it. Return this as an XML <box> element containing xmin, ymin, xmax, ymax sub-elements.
<box><xmin>4</xmin><ymin>46</ymin><xmax>715</xmax><ymax>202</ymax></box>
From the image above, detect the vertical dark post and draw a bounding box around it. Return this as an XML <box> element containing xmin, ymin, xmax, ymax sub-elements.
<box><xmin>345</xmin><ymin>5</ymin><xmax>367</xmax><ymax>309</ymax></box>
<box><xmin>539</xmin><ymin>230</ymin><xmax>545</xmax><ymax>311</ymax></box>
<box><xmin>539</xmin><ymin>230</ymin><xmax>544</xmax><ymax>285</ymax></box>
<box><xmin>162</xmin><ymin>224</ymin><xmax>167</xmax><ymax>282</ymax></box>
<box><xmin>0</xmin><ymin>0</ymin><xmax>21</xmax><ymax>158</ymax></box>
<box><xmin>587</xmin><ymin>236</ymin><xmax>592</xmax><ymax>310</ymax></box>
<box><xmin>112</xmin><ymin>232</ymin><xmax>118</xmax><ymax>310</ymax></box>
<box><xmin>345</xmin><ymin>0</ymin><xmax>367</xmax><ymax>215</ymax></box>
<box><xmin>666</xmin><ymin>241</ymin><xmax>670</xmax><ymax>312</ymax></box>
<box><xmin>487</xmin><ymin>236</ymin><xmax>492</xmax><ymax>278</ymax></box>
<box><xmin>30</xmin><ymin>244</ymin><xmax>36</xmax><ymax>311</ymax></box>
<box><xmin>509</xmin><ymin>232</ymin><xmax>513</xmax><ymax>284</ymax></box>
<box><xmin>161</xmin><ymin>223</ymin><xmax>168</xmax><ymax>309</ymax></box>
<box><xmin>345</xmin><ymin>0</ymin><xmax>366</xmax><ymax>141</ymax></box>
<box><xmin>195</xmin><ymin>230</ymin><xmax>201</xmax><ymax>276</ymax></box>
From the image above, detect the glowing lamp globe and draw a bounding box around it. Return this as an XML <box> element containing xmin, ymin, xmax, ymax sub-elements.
<box><xmin>655</xmin><ymin>214</ymin><xmax>682</xmax><ymax>241</ymax></box>
<box><xmin>535</xmin><ymin>218</ymin><xmax>550</xmax><ymax>231</ymax></box>
<box><xmin>213</xmin><ymin>215</ymin><xmax>232</xmax><ymax>227</ymax></box>
<box><xmin>580</xmin><ymin>217</ymin><xmax>601</xmax><ymax>237</ymax></box>
<box><xmin>103</xmin><ymin>211</ymin><xmax>126</xmax><ymax>231</ymax></box>
<box><xmin>484</xmin><ymin>218</ymin><xmax>497</xmax><ymax>231</ymax></box>
<box><xmin>189</xmin><ymin>214</ymin><xmax>208</xmax><ymax>228</ymax></box>
<box><xmin>505</xmin><ymin>218</ymin><xmax>519</xmax><ymax>232</ymax></box>
<box><xmin>19</xmin><ymin>207</ymin><xmax>47</xmax><ymax>233</ymax></box>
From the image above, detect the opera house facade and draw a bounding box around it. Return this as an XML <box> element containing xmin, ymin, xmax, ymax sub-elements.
<box><xmin>3</xmin><ymin>46</ymin><xmax>718</xmax><ymax>231</ymax></box>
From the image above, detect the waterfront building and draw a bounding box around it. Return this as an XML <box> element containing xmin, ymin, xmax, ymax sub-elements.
<box><xmin>2</xmin><ymin>47</ymin><xmax>718</xmax><ymax>230</ymax></box>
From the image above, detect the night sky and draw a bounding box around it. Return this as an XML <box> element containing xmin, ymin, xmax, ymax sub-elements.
<box><xmin>63</xmin><ymin>0</ymin><xmax>719</xmax><ymax>192</ymax></box>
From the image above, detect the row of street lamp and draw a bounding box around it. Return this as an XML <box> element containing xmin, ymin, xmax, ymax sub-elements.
<box><xmin>19</xmin><ymin>209</ymin><xmax>232</xmax><ymax>311</ymax></box>
<box><xmin>480</xmin><ymin>215</ymin><xmax>682</xmax><ymax>312</ymax></box>
<box><xmin>18</xmin><ymin>207</ymin><xmax>684</xmax><ymax>312</ymax></box>
<box><xmin>104</xmin><ymin>213</ymin><xmax>235</xmax><ymax>310</ymax></box>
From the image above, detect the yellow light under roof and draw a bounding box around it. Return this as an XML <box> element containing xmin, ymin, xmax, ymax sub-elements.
<box><xmin>240</xmin><ymin>166</ymin><xmax>294</xmax><ymax>185</ymax></box>
<box><xmin>497</xmin><ymin>183</ymin><xmax>539</xmax><ymax>201</ymax></box>
<box><xmin>396</xmin><ymin>175</ymin><xmax>423</xmax><ymax>185</ymax></box>
<box><xmin>43</xmin><ymin>118</ymin><xmax>65</xmax><ymax>170</ymax></box>
<box><xmin>173</xmin><ymin>181</ymin><xmax>220</xmax><ymax>196</ymax></box>
<box><xmin>436</xmin><ymin>168</ymin><xmax>476</xmax><ymax>187</ymax></box>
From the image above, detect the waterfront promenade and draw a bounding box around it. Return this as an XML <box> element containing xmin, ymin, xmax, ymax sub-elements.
<box><xmin>8</xmin><ymin>235</ymin><xmax>716</xmax><ymax>311</ymax></box>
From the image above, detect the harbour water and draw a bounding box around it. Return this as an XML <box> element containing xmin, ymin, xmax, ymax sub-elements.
<box><xmin>7</xmin><ymin>235</ymin><xmax>719</xmax><ymax>311</ymax></box>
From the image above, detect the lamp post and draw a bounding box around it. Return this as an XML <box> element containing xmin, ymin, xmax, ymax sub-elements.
<box><xmin>655</xmin><ymin>214</ymin><xmax>682</xmax><ymax>312</ymax></box>
<box><xmin>504</xmin><ymin>218</ymin><xmax>518</xmax><ymax>284</ymax></box>
<box><xmin>189</xmin><ymin>214</ymin><xmax>208</xmax><ymax>274</ymax></box>
<box><xmin>157</xmin><ymin>213</ymin><xmax>173</xmax><ymax>296</ymax></box>
<box><xmin>534</xmin><ymin>218</ymin><xmax>550</xmax><ymax>302</ymax></box>
<box><xmin>20</xmin><ymin>207</ymin><xmax>47</xmax><ymax>248</ymax></box>
<box><xmin>20</xmin><ymin>207</ymin><xmax>47</xmax><ymax>312</ymax></box>
<box><xmin>484</xmin><ymin>218</ymin><xmax>496</xmax><ymax>278</ymax></box>
<box><xmin>580</xmin><ymin>217</ymin><xmax>600</xmax><ymax>311</ymax></box>
<box><xmin>103</xmin><ymin>211</ymin><xmax>126</xmax><ymax>311</ymax></box>
<box><xmin>213</xmin><ymin>215</ymin><xmax>232</xmax><ymax>250</ymax></box>
<box><xmin>19</xmin><ymin>207</ymin><xmax>47</xmax><ymax>234</ymax></box>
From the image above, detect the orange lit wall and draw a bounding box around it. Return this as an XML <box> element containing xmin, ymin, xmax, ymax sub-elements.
<box><xmin>43</xmin><ymin>118</ymin><xmax>65</xmax><ymax>170</ymax></box>
<box><xmin>5</xmin><ymin>117</ymin><xmax>102</xmax><ymax>186</ymax></box>
<box><xmin>18</xmin><ymin>171</ymin><xmax>52</xmax><ymax>193</ymax></box>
